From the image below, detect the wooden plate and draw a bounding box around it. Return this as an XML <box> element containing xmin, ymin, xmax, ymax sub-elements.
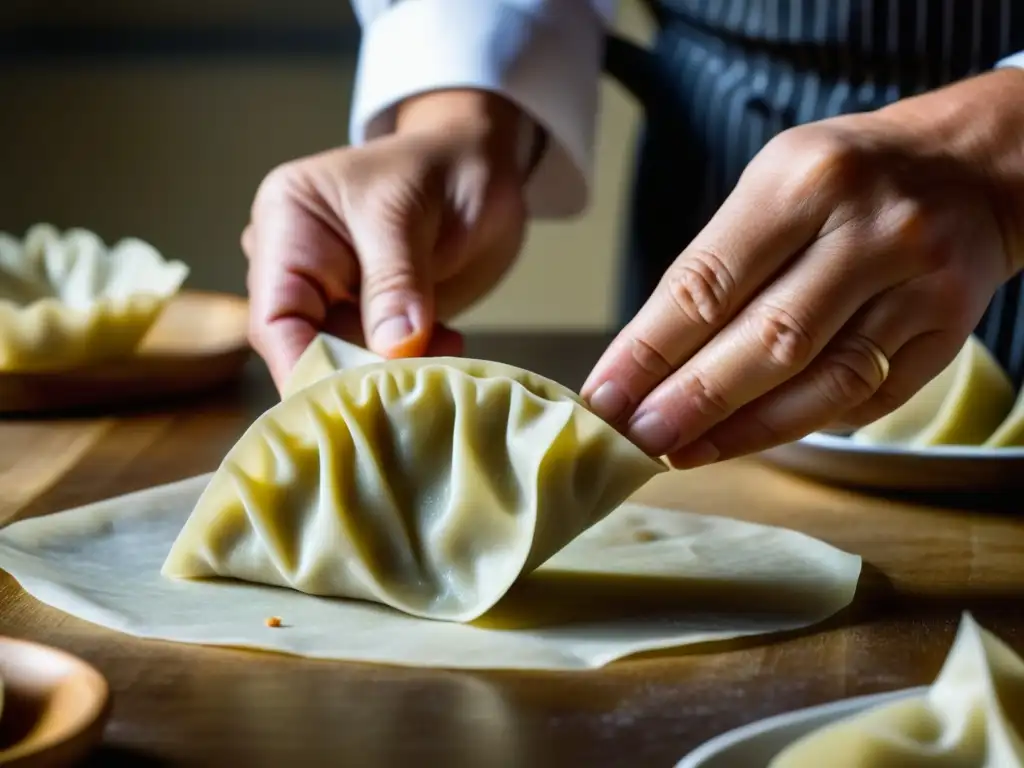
<box><xmin>0</xmin><ymin>637</ymin><xmax>110</xmax><ymax>766</ymax></box>
<box><xmin>0</xmin><ymin>291</ymin><xmax>252</xmax><ymax>415</ymax></box>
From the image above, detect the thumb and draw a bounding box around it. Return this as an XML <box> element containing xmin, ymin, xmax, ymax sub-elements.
<box><xmin>356</xmin><ymin>217</ymin><xmax>437</xmax><ymax>359</ymax></box>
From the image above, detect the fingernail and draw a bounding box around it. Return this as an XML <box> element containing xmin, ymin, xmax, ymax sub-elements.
<box><xmin>627</xmin><ymin>411</ymin><xmax>679</xmax><ymax>457</ymax></box>
<box><xmin>670</xmin><ymin>439</ymin><xmax>720</xmax><ymax>469</ymax></box>
<box><xmin>588</xmin><ymin>381</ymin><xmax>630</xmax><ymax>424</ymax></box>
<box><xmin>373</xmin><ymin>315</ymin><xmax>413</xmax><ymax>352</ymax></box>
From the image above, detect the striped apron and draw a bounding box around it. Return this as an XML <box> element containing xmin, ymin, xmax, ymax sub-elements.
<box><xmin>604</xmin><ymin>0</ymin><xmax>1024</xmax><ymax>383</ymax></box>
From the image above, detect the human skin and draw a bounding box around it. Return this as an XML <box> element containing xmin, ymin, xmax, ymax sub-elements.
<box><xmin>581</xmin><ymin>68</ymin><xmax>1024</xmax><ymax>467</ymax></box>
<box><xmin>243</xmin><ymin>89</ymin><xmax>528</xmax><ymax>387</ymax></box>
<box><xmin>244</xmin><ymin>69</ymin><xmax>1024</xmax><ymax>465</ymax></box>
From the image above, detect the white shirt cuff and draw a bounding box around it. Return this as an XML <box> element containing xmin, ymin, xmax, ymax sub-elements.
<box><xmin>349</xmin><ymin>0</ymin><xmax>607</xmax><ymax>219</ymax></box>
<box><xmin>996</xmin><ymin>51</ymin><xmax>1024</xmax><ymax>70</ymax></box>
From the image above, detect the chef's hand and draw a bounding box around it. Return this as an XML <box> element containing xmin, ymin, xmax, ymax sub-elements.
<box><xmin>244</xmin><ymin>90</ymin><xmax>530</xmax><ymax>390</ymax></box>
<box><xmin>583</xmin><ymin>69</ymin><xmax>1024</xmax><ymax>467</ymax></box>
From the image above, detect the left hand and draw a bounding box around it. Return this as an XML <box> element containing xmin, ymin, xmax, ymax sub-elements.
<box><xmin>582</xmin><ymin>68</ymin><xmax>1024</xmax><ymax>468</ymax></box>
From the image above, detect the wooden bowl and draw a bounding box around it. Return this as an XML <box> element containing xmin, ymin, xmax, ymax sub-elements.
<box><xmin>0</xmin><ymin>637</ymin><xmax>110</xmax><ymax>766</ymax></box>
<box><xmin>0</xmin><ymin>291</ymin><xmax>251</xmax><ymax>415</ymax></box>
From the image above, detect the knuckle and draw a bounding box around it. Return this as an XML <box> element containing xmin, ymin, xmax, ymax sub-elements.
<box><xmin>680</xmin><ymin>371</ymin><xmax>732</xmax><ymax>420</ymax></box>
<box><xmin>746</xmin><ymin>409</ymin><xmax>790</xmax><ymax>447</ymax></box>
<box><xmin>253</xmin><ymin>162</ymin><xmax>303</xmax><ymax>214</ymax></box>
<box><xmin>877</xmin><ymin>198</ymin><xmax>934</xmax><ymax>255</ymax></box>
<box><xmin>362</xmin><ymin>262</ymin><xmax>418</xmax><ymax>299</ymax></box>
<box><xmin>759</xmin><ymin>126</ymin><xmax>804</xmax><ymax>161</ymax></box>
<box><xmin>628</xmin><ymin>337</ymin><xmax>675</xmax><ymax>379</ymax></box>
<box><xmin>753</xmin><ymin>305</ymin><xmax>817</xmax><ymax>372</ymax></box>
<box><xmin>815</xmin><ymin>356</ymin><xmax>879</xmax><ymax>409</ymax></box>
<box><xmin>664</xmin><ymin>249</ymin><xmax>735</xmax><ymax>327</ymax></box>
<box><xmin>814</xmin><ymin>332</ymin><xmax>890</xmax><ymax>409</ymax></box>
<box><xmin>772</xmin><ymin>128</ymin><xmax>862</xmax><ymax>203</ymax></box>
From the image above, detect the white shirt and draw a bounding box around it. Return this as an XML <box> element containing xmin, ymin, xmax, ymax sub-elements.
<box><xmin>349</xmin><ymin>0</ymin><xmax>1024</xmax><ymax>220</ymax></box>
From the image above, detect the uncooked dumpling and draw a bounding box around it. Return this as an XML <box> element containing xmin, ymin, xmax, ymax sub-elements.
<box><xmin>163</xmin><ymin>354</ymin><xmax>667</xmax><ymax>622</ymax></box>
<box><xmin>985</xmin><ymin>387</ymin><xmax>1024</xmax><ymax>447</ymax></box>
<box><xmin>770</xmin><ymin>612</ymin><xmax>1024</xmax><ymax>767</ymax></box>
<box><xmin>0</xmin><ymin>224</ymin><xmax>189</xmax><ymax>371</ymax></box>
<box><xmin>282</xmin><ymin>333</ymin><xmax>382</xmax><ymax>397</ymax></box>
<box><xmin>853</xmin><ymin>336</ymin><xmax>1014</xmax><ymax>447</ymax></box>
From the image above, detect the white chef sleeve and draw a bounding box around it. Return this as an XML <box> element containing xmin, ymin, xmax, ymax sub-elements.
<box><xmin>348</xmin><ymin>0</ymin><xmax>618</xmax><ymax>218</ymax></box>
<box><xmin>997</xmin><ymin>51</ymin><xmax>1024</xmax><ymax>71</ymax></box>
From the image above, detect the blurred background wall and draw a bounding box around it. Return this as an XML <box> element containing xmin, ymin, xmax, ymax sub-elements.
<box><xmin>0</xmin><ymin>1</ymin><xmax>653</xmax><ymax>330</ymax></box>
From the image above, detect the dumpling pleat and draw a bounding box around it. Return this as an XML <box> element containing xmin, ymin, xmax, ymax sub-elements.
<box><xmin>163</xmin><ymin>357</ymin><xmax>667</xmax><ymax>621</ymax></box>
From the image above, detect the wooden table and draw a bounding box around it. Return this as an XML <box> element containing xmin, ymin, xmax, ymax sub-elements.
<box><xmin>1</xmin><ymin>333</ymin><xmax>1023</xmax><ymax>767</ymax></box>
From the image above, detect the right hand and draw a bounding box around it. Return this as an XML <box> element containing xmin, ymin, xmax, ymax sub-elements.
<box><xmin>244</xmin><ymin>90</ymin><xmax>531</xmax><ymax>390</ymax></box>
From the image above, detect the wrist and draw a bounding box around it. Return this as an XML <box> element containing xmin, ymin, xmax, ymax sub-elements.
<box><xmin>396</xmin><ymin>89</ymin><xmax>532</xmax><ymax>163</ymax></box>
<box><xmin>880</xmin><ymin>69</ymin><xmax>1024</xmax><ymax>273</ymax></box>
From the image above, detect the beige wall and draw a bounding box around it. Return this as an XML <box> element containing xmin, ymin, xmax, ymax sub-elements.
<box><xmin>0</xmin><ymin>2</ymin><xmax>654</xmax><ymax>331</ymax></box>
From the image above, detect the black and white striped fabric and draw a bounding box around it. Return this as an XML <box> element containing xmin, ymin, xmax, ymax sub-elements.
<box><xmin>605</xmin><ymin>0</ymin><xmax>1024</xmax><ymax>384</ymax></box>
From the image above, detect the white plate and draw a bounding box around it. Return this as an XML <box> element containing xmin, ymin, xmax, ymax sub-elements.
<box><xmin>759</xmin><ymin>432</ymin><xmax>1024</xmax><ymax>492</ymax></box>
<box><xmin>675</xmin><ymin>686</ymin><xmax>926</xmax><ymax>768</ymax></box>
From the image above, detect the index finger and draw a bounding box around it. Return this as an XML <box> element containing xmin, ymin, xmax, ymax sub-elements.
<box><xmin>249</xmin><ymin>271</ymin><xmax>324</xmax><ymax>390</ymax></box>
<box><xmin>581</xmin><ymin>144</ymin><xmax>834</xmax><ymax>427</ymax></box>
<box><xmin>245</xmin><ymin>207</ymin><xmax>358</xmax><ymax>391</ymax></box>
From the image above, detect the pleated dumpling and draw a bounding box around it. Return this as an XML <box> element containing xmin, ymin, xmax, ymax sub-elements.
<box><xmin>0</xmin><ymin>224</ymin><xmax>189</xmax><ymax>371</ymax></box>
<box><xmin>852</xmin><ymin>335</ymin><xmax>1014</xmax><ymax>447</ymax></box>
<box><xmin>770</xmin><ymin>612</ymin><xmax>1024</xmax><ymax>767</ymax></box>
<box><xmin>162</xmin><ymin>350</ymin><xmax>667</xmax><ymax>622</ymax></box>
<box><xmin>986</xmin><ymin>387</ymin><xmax>1024</xmax><ymax>447</ymax></box>
<box><xmin>282</xmin><ymin>333</ymin><xmax>383</xmax><ymax>397</ymax></box>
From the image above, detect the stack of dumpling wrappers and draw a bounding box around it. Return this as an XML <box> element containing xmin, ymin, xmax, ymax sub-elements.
<box><xmin>769</xmin><ymin>613</ymin><xmax>1024</xmax><ymax>767</ymax></box>
<box><xmin>0</xmin><ymin>334</ymin><xmax>863</xmax><ymax>670</ymax></box>
<box><xmin>852</xmin><ymin>335</ymin><xmax>1024</xmax><ymax>448</ymax></box>
<box><xmin>0</xmin><ymin>224</ymin><xmax>188</xmax><ymax>371</ymax></box>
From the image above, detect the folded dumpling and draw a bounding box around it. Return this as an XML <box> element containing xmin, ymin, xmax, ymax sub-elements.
<box><xmin>770</xmin><ymin>612</ymin><xmax>1024</xmax><ymax>767</ymax></box>
<box><xmin>163</xmin><ymin>350</ymin><xmax>666</xmax><ymax>622</ymax></box>
<box><xmin>853</xmin><ymin>336</ymin><xmax>1014</xmax><ymax>447</ymax></box>
<box><xmin>0</xmin><ymin>224</ymin><xmax>189</xmax><ymax>371</ymax></box>
<box><xmin>282</xmin><ymin>333</ymin><xmax>383</xmax><ymax>397</ymax></box>
<box><xmin>985</xmin><ymin>387</ymin><xmax>1024</xmax><ymax>447</ymax></box>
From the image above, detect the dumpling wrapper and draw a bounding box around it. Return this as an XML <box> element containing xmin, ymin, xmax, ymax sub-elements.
<box><xmin>770</xmin><ymin>612</ymin><xmax>1024</xmax><ymax>767</ymax></box>
<box><xmin>0</xmin><ymin>224</ymin><xmax>189</xmax><ymax>371</ymax></box>
<box><xmin>163</xmin><ymin>350</ymin><xmax>668</xmax><ymax>622</ymax></box>
<box><xmin>985</xmin><ymin>387</ymin><xmax>1024</xmax><ymax>447</ymax></box>
<box><xmin>0</xmin><ymin>474</ymin><xmax>862</xmax><ymax>670</ymax></box>
<box><xmin>282</xmin><ymin>333</ymin><xmax>383</xmax><ymax>397</ymax></box>
<box><xmin>853</xmin><ymin>336</ymin><xmax>1014</xmax><ymax>447</ymax></box>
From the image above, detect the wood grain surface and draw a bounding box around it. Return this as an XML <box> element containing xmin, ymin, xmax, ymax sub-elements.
<box><xmin>0</xmin><ymin>292</ymin><xmax>251</xmax><ymax>416</ymax></box>
<box><xmin>0</xmin><ymin>334</ymin><xmax>1022</xmax><ymax>768</ymax></box>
